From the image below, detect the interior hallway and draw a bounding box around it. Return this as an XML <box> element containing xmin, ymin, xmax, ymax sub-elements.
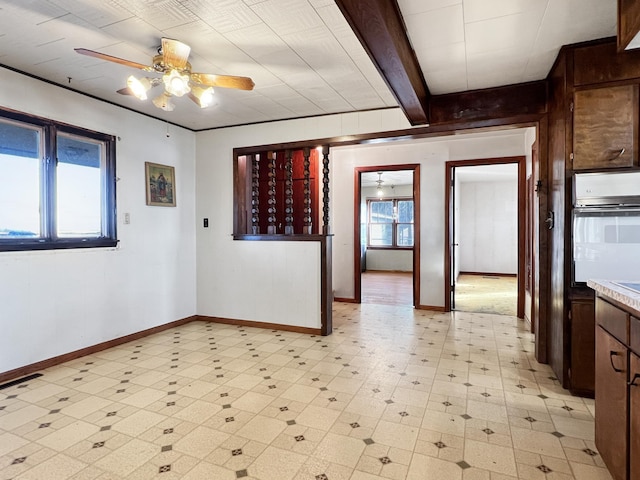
<box><xmin>0</xmin><ymin>304</ymin><xmax>609</xmax><ymax>480</ymax></box>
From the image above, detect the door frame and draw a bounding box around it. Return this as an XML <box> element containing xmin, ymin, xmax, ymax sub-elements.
<box><xmin>444</xmin><ymin>156</ymin><xmax>526</xmax><ymax>318</ymax></box>
<box><xmin>354</xmin><ymin>164</ymin><xmax>421</xmax><ymax>306</ymax></box>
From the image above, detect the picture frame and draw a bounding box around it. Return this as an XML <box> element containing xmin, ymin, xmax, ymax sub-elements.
<box><xmin>145</xmin><ymin>162</ymin><xmax>176</xmax><ymax>207</ymax></box>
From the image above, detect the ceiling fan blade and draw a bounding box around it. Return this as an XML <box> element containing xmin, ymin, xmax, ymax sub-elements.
<box><xmin>162</xmin><ymin>38</ymin><xmax>191</xmax><ymax>70</ymax></box>
<box><xmin>74</xmin><ymin>48</ymin><xmax>149</xmax><ymax>70</ymax></box>
<box><xmin>191</xmin><ymin>73</ymin><xmax>255</xmax><ymax>91</ymax></box>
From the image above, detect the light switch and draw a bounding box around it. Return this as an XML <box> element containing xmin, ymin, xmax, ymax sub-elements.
<box><xmin>124</xmin><ymin>212</ymin><xmax>130</xmax><ymax>224</ymax></box>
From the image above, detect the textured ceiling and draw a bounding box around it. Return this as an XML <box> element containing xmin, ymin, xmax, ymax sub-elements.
<box><xmin>400</xmin><ymin>0</ymin><xmax>617</xmax><ymax>94</ymax></box>
<box><xmin>0</xmin><ymin>0</ymin><xmax>617</xmax><ymax>130</ymax></box>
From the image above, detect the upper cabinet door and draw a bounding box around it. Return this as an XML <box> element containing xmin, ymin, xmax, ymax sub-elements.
<box><xmin>573</xmin><ymin>84</ymin><xmax>638</xmax><ymax>170</ymax></box>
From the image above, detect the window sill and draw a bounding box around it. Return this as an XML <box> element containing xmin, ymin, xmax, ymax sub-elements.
<box><xmin>0</xmin><ymin>238</ymin><xmax>118</xmax><ymax>252</ymax></box>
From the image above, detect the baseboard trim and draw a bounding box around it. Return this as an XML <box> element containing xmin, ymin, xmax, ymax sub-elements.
<box><xmin>199</xmin><ymin>315</ymin><xmax>322</xmax><ymax>335</ymax></box>
<box><xmin>459</xmin><ymin>271</ymin><xmax>517</xmax><ymax>278</ymax></box>
<box><xmin>0</xmin><ymin>315</ymin><xmax>198</xmax><ymax>384</ymax></box>
<box><xmin>334</xmin><ymin>297</ymin><xmax>357</xmax><ymax>303</ymax></box>
<box><xmin>417</xmin><ymin>305</ymin><xmax>447</xmax><ymax>312</ymax></box>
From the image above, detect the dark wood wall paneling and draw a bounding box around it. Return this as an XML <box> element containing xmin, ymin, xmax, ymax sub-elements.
<box><xmin>429</xmin><ymin>81</ymin><xmax>548</xmax><ymax>125</ymax></box>
<box><xmin>618</xmin><ymin>0</ymin><xmax>640</xmax><ymax>52</ymax></box>
<box><xmin>546</xmin><ymin>37</ymin><xmax>640</xmax><ymax>393</ymax></box>
<box><xmin>575</xmin><ymin>40</ymin><xmax>640</xmax><ymax>86</ymax></box>
<box><xmin>546</xmin><ymin>47</ymin><xmax>569</xmax><ymax>387</ymax></box>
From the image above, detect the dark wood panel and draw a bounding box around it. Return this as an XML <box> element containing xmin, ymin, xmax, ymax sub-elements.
<box><xmin>597</xmin><ymin>297</ymin><xmax>630</xmax><ymax>345</ymax></box>
<box><xmin>535</xmin><ymin>117</ymin><xmax>549</xmax><ymax>363</ymax></box>
<box><xmin>0</xmin><ymin>315</ymin><xmax>198</xmax><ymax>384</ymax></box>
<box><xmin>234</xmin><ymin>155</ymin><xmax>250</xmax><ymax>235</ymax></box>
<box><xmin>321</xmin><ymin>236</ymin><xmax>333</xmax><ymax>336</ymax></box>
<box><xmin>574</xmin><ymin>39</ymin><xmax>640</xmax><ymax>86</ymax></box>
<box><xmin>631</xmin><ymin>316</ymin><xmax>640</xmax><ymax>354</ymax></box>
<box><xmin>595</xmin><ymin>326</ymin><xmax>628</xmax><ymax>480</ymax></box>
<box><xmin>573</xmin><ymin>85</ymin><xmax>637</xmax><ymax>170</ymax></box>
<box><xmin>570</xmin><ymin>299</ymin><xmax>595</xmax><ymax>395</ymax></box>
<box><xmin>334</xmin><ymin>0</ymin><xmax>429</xmax><ymax>125</ymax></box>
<box><xmin>429</xmin><ymin>81</ymin><xmax>547</xmax><ymax>125</ymax></box>
<box><xmin>619</xmin><ymin>0</ymin><xmax>640</xmax><ymax>52</ymax></box>
<box><xmin>631</xmin><ymin>352</ymin><xmax>640</xmax><ymax>480</ymax></box>
<box><xmin>546</xmin><ymin>47</ymin><xmax>569</xmax><ymax>385</ymax></box>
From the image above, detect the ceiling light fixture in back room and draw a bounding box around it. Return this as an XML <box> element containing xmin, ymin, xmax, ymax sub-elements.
<box><xmin>75</xmin><ymin>38</ymin><xmax>255</xmax><ymax>111</ymax></box>
<box><xmin>376</xmin><ymin>172</ymin><xmax>384</xmax><ymax>197</ymax></box>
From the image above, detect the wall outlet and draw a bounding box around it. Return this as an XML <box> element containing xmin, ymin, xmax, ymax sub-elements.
<box><xmin>124</xmin><ymin>212</ymin><xmax>130</xmax><ymax>224</ymax></box>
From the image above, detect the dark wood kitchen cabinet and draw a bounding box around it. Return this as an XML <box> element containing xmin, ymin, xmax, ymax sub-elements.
<box><xmin>569</xmin><ymin>299</ymin><xmax>595</xmax><ymax>394</ymax></box>
<box><xmin>630</xmin><ymin>351</ymin><xmax>640</xmax><ymax>480</ymax></box>
<box><xmin>573</xmin><ymin>84</ymin><xmax>638</xmax><ymax>170</ymax></box>
<box><xmin>594</xmin><ymin>294</ymin><xmax>640</xmax><ymax>480</ymax></box>
<box><xmin>595</xmin><ymin>324</ymin><xmax>628</xmax><ymax>480</ymax></box>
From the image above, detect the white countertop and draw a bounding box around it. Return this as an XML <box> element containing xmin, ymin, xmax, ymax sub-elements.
<box><xmin>587</xmin><ymin>279</ymin><xmax>640</xmax><ymax>313</ymax></box>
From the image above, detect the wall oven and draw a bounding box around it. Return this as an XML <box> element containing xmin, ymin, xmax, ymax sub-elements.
<box><xmin>572</xmin><ymin>172</ymin><xmax>640</xmax><ymax>285</ymax></box>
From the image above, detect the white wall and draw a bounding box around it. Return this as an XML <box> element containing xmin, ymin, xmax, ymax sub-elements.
<box><xmin>365</xmin><ymin>250</ymin><xmax>413</xmax><ymax>271</ymax></box>
<box><xmin>458</xmin><ymin>179</ymin><xmax>518</xmax><ymax>274</ymax></box>
<box><xmin>0</xmin><ymin>68</ymin><xmax>197</xmax><ymax>373</ymax></box>
<box><xmin>361</xmin><ymin>185</ymin><xmax>413</xmax><ymax>272</ymax></box>
<box><xmin>332</xmin><ymin>135</ymin><xmax>527</xmax><ymax>307</ymax></box>
<box><xmin>196</xmin><ymin>109</ymin><xmax>413</xmax><ymax>328</ymax></box>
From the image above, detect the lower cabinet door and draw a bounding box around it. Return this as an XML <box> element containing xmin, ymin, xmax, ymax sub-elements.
<box><xmin>631</xmin><ymin>353</ymin><xmax>640</xmax><ymax>480</ymax></box>
<box><xmin>595</xmin><ymin>326</ymin><xmax>628</xmax><ymax>480</ymax></box>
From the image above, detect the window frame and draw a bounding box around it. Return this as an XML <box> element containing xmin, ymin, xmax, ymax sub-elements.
<box><xmin>0</xmin><ymin>107</ymin><xmax>117</xmax><ymax>252</ymax></box>
<box><xmin>366</xmin><ymin>196</ymin><xmax>414</xmax><ymax>249</ymax></box>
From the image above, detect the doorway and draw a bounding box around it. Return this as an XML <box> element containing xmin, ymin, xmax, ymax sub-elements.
<box><xmin>445</xmin><ymin>157</ymin><xmax>525</xmax><ymax>318</ymax></box>
<box><xmin>354</xmin><ymin>164</ymin><xmax>421</xmax><ymax>307</ymax></box>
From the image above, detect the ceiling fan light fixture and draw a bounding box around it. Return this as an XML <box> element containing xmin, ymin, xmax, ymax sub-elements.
<box><xmin>152</xmin><ymin>92</ymin><xmax>175</xmax><ymax>112</ymax></box>
<box><xmin>163</xmin><ymin>69</ymin><xmax>190</xmax><ymax>97</ymax></box>
<box><xmin>127</xmin><ymin>75</ymin><xmax>152</xmax><ymax>100</ymax></box>
<box><xmin>191</xmin><ymin>85</ymin><xmax>215</xmax><ymax>108</ymax></box>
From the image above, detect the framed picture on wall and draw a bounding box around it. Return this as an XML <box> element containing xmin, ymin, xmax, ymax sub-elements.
<box><xmin>145</xmin><ymin>162</ymin><xmax>176</xmax><ymax>207</ymax></box>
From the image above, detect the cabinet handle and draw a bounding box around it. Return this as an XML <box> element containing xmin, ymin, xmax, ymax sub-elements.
<box><xmin>630</xmin><ymin>373</ymin><xmax>640</xmax><ymax>387</ymax></box>
<box><xmin>610</xmin><ymin>350</ymin><xmax>624</xmax><ymax>373</ymax></box>
<box><xmin>608</xmin><ymin>148</ymin><xmax>625</xmax><ymax>161</ymax></box>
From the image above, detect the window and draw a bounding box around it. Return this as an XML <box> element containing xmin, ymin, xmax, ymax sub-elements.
<box><xmin>0</xmin><ymin>109</ymin><xmax>117</xmax><ymax>251</ymax></box>
<box><xmin>367</xmin><ymin>198</ymin><xmax>414</xmax><ymax>248</ymax></box>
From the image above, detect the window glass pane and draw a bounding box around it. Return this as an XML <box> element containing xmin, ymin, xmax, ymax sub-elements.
<box><xmin>397</xmin><ymin>224</ymin><xmax>414</xmax><ymax>247</ymax></box>
<box><xmin>370</xmin><ymin>224</ymin><xmax>392</xmax><ymax>246</ymax></box>
<box><xmin>56</xmin><ymin>133</ymin><xmax>103</xmax><ymax>238</ymax></box>
<box><xmin>398</xmin><ymin>200</ymin><xmax>414</xmax><ymax>223</ymax></box>
<box><xmin>370</xmin><ymin>201</ymin><xmax>393</xmax><ymax>223</ymax></box>
<box><xmin>0</xmin><ymin>120</ymin><xmax>41</xmax><ymax>238</ymax></box>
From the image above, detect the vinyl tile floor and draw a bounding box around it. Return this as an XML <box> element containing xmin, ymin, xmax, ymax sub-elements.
<box><xmin>0</xmin><ymin>304</ymin><xmax>612</xmax><ymax>480</ymax></box>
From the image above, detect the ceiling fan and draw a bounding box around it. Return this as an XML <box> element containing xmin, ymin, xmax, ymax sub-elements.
<box><xmin>75</xmin><ymin>38</ymin><xmax>255</xmax><ymax>111</ymax></box>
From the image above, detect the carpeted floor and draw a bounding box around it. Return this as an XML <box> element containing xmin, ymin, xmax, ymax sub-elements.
<box><xmin>454</xmin><ymin>274</ymin><xmax>517</xmax><ymax>316</ymax></box>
